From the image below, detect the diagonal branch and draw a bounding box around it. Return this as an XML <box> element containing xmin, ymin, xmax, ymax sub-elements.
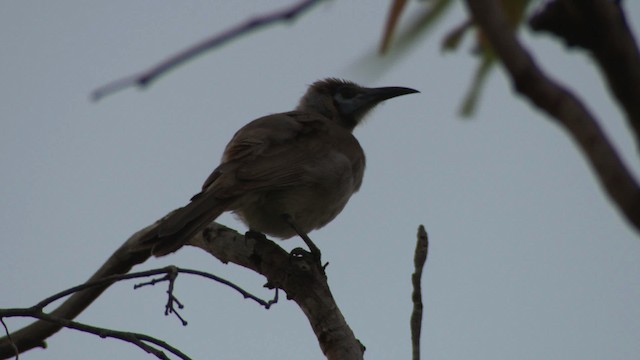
<box><xmin>0</xmin><ymin>220</ymin><xmax>361</xmax><ymax>359</ymax></box>
<box><xmin>0</xmin><ymin>224</ymin><xmax>154</xmax><ymax>359</ymax></box>
<box><xmin>529</xmin><ymin>0</ymin><xmax>640</xmax><ymax>151</ymax></box>
<box><xmin>91</xmin><ymin>0</ymin><xmax>326</xmax><ymax>100</ymax></box>
<box><xmin>464</xmin><ymin>0</ymin><xmax>640</xmax><ymax>234</ymax></box>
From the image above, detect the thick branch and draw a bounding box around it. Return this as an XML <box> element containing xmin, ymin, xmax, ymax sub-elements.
<box><xmin>189</xmin><ymin>225</ymin><xmax>364</xmax><ymax>360</ymax></box>
<box><xmin>464</xmin><ymin>0</ymin><xmax>640</xmax><ymax>233</ymax></box>
<box><xmin>529</xmin><ymin>0</ymin><xmax>640</xmax><ymax>150</ymax></box>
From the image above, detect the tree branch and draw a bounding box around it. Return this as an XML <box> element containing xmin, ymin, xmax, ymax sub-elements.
<box><xmin>91</xmin><ymin>0</ymin><xmax>326</xmax><ymax>101</ymax></box>
<box><xmin>1</xmin><ymin>219</ymin><xmax>361</xmax><ymax>359</ymax></box>
<box><xmin>2</xmin><ymin>308</ymin><xmax>189</xmax><ymax>360</ymax></box>
<box><xmin>529</xmin><ymin>0</ymin><xmax>640</xmax><ymax>151</ymax></box>
<box><xmin>1</xmin><ymin>266</ymin><xmax>277</xmax><ymax>359</ymax></box>
<box><xmin>0</xmin><ymin>224</ymin><xmax>154</xmax><ymax>359</ymax></box>
<box><xmin>464</xmin><ymin>0</ymin><xmax>640</xmax><ymax>234</ymax></box>
<box><xmin>189</xmin><ymin>225</ymin><xmax>365</xmax><ymax>360</ymax></box>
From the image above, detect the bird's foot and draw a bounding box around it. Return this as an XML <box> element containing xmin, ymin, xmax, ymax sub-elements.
<box><xmin>282</xmin><ymin>214</ymin><xmax>329</xmax><ymax>273</ymax></box>
<box><xmin>281</xmin><ymin>214</ymin><xmax>324</xmax><ymax>269</ymax></box>
<box><xmin>289</xmin><ymin>247</ymin><xmax>328</xmax><ymax>277</ymax></box>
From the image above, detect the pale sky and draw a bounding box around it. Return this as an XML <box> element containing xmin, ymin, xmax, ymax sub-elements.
<box><xmin>1</xmin><ymin>1</ymin><xmax>640</xmax><ymax>359</ymax></box>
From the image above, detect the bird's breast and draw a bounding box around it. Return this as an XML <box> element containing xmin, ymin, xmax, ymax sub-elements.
<box><xmin>232</xmin><ymin>147</ymin><xmax>364</xmax><ymax>238</ymax></box>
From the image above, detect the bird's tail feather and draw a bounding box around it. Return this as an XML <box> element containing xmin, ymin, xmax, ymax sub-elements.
<box><xmin>144</xmin><ymin>194</ymin><xmax>229</xmax><ymax>257</ymax></box>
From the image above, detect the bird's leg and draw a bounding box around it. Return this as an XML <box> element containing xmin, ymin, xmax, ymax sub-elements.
<box><xmin>281</xmin><ymin>214</ymin><xmax>322</xmax><ymax>263</ymax></box>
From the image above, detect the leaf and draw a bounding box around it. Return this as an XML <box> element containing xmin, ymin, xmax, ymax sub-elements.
<box><xmin>379</xmin><ymin>0</ymin><xmax>454</xmax><ymax>56</ymax></box>
<box><xmin>441</xmin><ymin>19</ymin><xmax>472</xmax><ymax>52</ymax></box>
<box><xmin>380</xmin><ymin>0</ymin><xmax>409</xmax><ymax>54</ymax></box>
<box><xmin>459</xmin><ymin>0</ymin><xmax>531</xmax><ymax>117</ymax></box>
<box><xmin>459</xmin><ymin>53</ymin><xmax>495</xmax><ymax>117</ymax></box>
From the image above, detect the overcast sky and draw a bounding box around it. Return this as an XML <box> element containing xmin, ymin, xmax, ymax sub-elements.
<box><xmin>2</xmin><ymin>1</ymin><xmax>640</xmax><ymax>359</ymax></box>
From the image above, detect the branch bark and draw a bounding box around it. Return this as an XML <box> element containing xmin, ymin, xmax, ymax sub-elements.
<box><xmin>464</xmin><ymin>0</ymin><xmax>640</xmax><ymax>234</ymax></box>
<box><xmin>189</xmin><ymin>225</ymin><xmax>364</xmax><ymax>360</ymax></box>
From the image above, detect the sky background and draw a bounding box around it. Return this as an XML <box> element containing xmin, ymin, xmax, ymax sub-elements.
<box><xmin>2</xmin><ymin>1</ymin><xmax>640</xmax><ymax>359</ymax></box>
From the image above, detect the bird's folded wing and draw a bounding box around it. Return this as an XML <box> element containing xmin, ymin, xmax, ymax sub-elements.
<box><xmin>204</xmin><ymin>112</ymin><xmax>335</xmax><ymax>198</ymax></box>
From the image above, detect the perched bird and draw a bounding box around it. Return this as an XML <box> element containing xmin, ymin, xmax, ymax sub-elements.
<box><xmin>148</xmin><ymin>78</ymin><xmax>418</xmax><ymax>256</ymax></box>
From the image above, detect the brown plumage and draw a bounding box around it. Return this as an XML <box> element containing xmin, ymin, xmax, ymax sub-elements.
<box><xmin>147</xmin><ymin>78</ymin><xmax>418</xmax><ymax>256</ymax></box>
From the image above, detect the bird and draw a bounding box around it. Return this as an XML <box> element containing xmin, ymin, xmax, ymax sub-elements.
<box><xmin>147</xmin><ymin>78</ymin><xmax>418</xmax><ymax>256</ymax></box>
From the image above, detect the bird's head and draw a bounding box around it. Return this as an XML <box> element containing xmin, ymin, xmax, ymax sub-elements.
<box><xmin>296</xmin><ymin>78</ymin><xmax>419</xmax><ymax>130</ymax></box>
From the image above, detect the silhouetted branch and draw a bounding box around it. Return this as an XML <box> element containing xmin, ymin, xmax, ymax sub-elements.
<box><xmin>411</xmin><ymin>225</ymin><xmax>429</xmax><ymax>360</ymax></box>
<box><xmin>134</xmin><ymin>267</ymin><xmax>189</xmax><ymax>326</ymax></box>
<box><xmin>529</xmin><ymin>0</ymin><xmax>640</xmax><ymax>150</ymax></box>
<box><xmin>464</xmin><ymin>0</ymin><xmax>640</xmax><ymax>234</ymax></box>
<box><xmin>2</xmin><ymin>308</ymin><xmax>189</xmax><ymax>360</ymax></box>
<box><xmin>0</xmin><ymin>223</ymin><xmax>154</xmax><ymax>359</ymax></box>
<box><xmin>0</xmin><ymin>265</ymin><xmax>277</xmax><ymax>359</ymax></box>
<box><xmin>91</xmin><ymin>0</ymin><xmax>326</xmax><ymax>100</ymax></box>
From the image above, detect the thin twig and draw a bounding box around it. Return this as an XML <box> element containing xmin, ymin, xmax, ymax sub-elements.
<box><xmin>411</xmin><ymin>225</ymin><xmax>429</xmax><ymax>360</ymax></box>
<box><xmin>2</xmin><ymin>308</ymin><xmax>189</xmax><ymax>360</ymax></box>
<box><xmin>0</xmin><ymin>265</ymin><xmax>277</xmax><ymax>358</ymax></box>
<box><xmin>134</xmin><ymin>267</ymin><xmax>188</xmax><ymax>325</ymax></box>
<box><xmin>31</xmin><ymin>266</ymin><xmax>274</xmax><ymax>312</ymax></box>
<box><xmin>91</xmin><ymin>0</ymin><xmax>326</xmax><ymax>100</ymax></box>
<box><xmin>174</xmin><ymin>268</ymin><xmax>279</xmax><ymax>308</ymax></box>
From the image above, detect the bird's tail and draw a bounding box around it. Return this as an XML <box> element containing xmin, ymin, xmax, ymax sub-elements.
<box><xmin>142</xmin><ymin>192</ymin><xmax>230</xmax><ymax>257</ymax></box>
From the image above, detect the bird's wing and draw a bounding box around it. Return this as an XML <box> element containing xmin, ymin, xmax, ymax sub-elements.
<box><xmin>200</xmin><ymin>111</ymin><xmax>339</xmax><ymax>199</ymax></box>
<box><xmin>158</xmin><ymin>112</ymin><xmax>330</xmax><ymax>239</ymax></box>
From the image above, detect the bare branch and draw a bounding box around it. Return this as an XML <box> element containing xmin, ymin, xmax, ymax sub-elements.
<box><xmin>2</xmin><ymin>308</ymin><xmax>189</xmax><ymax>360</ymax></box>
<box><xmin>134</xmin><ymin>267</ymin><xmax>189</xmax><ymax>326</ymax></box>
<box><xmin>411</xmin><ymin>225</ymin><xmax>429</xmax><ymax>360</ymax></box>
<box><xmin>1</xmin><ymin>264</ymin><xmax>277</xmax><ymax>359</ymax></box>
<box><xmin>529</xmin><ymin>0</ymin><xmax>640</xmax><ymax>150</ymax></box>
<box><xmin>0</xmin><ymin>224</ymin><xmax>154</xmax><ymax>358</ymax></box>
<box><xmin>464</xmin><ymin>0</ymin><xmax>640</xmax><ymax>234</ymax></box>
<box><xmin>91</xmin><ymin>0</ymin><xmax>326</xmax><ymax>101</ymax></box>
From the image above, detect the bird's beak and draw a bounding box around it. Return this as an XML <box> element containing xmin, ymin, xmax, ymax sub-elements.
<box><xmin>360</xmin><ymin>86</ymin><xmax>420</xmax><ymax>105</ymax></box>
<box><xmin>334</xmin><ymin>84</ymin><xmax>419</xmax><ymax>123</ymax></box>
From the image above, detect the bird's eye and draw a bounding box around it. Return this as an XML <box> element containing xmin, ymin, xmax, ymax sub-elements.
<box><xmin>335</xmin><ymin>87</ymin><xmax>358</xmax><ymax>102</ymax></box>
